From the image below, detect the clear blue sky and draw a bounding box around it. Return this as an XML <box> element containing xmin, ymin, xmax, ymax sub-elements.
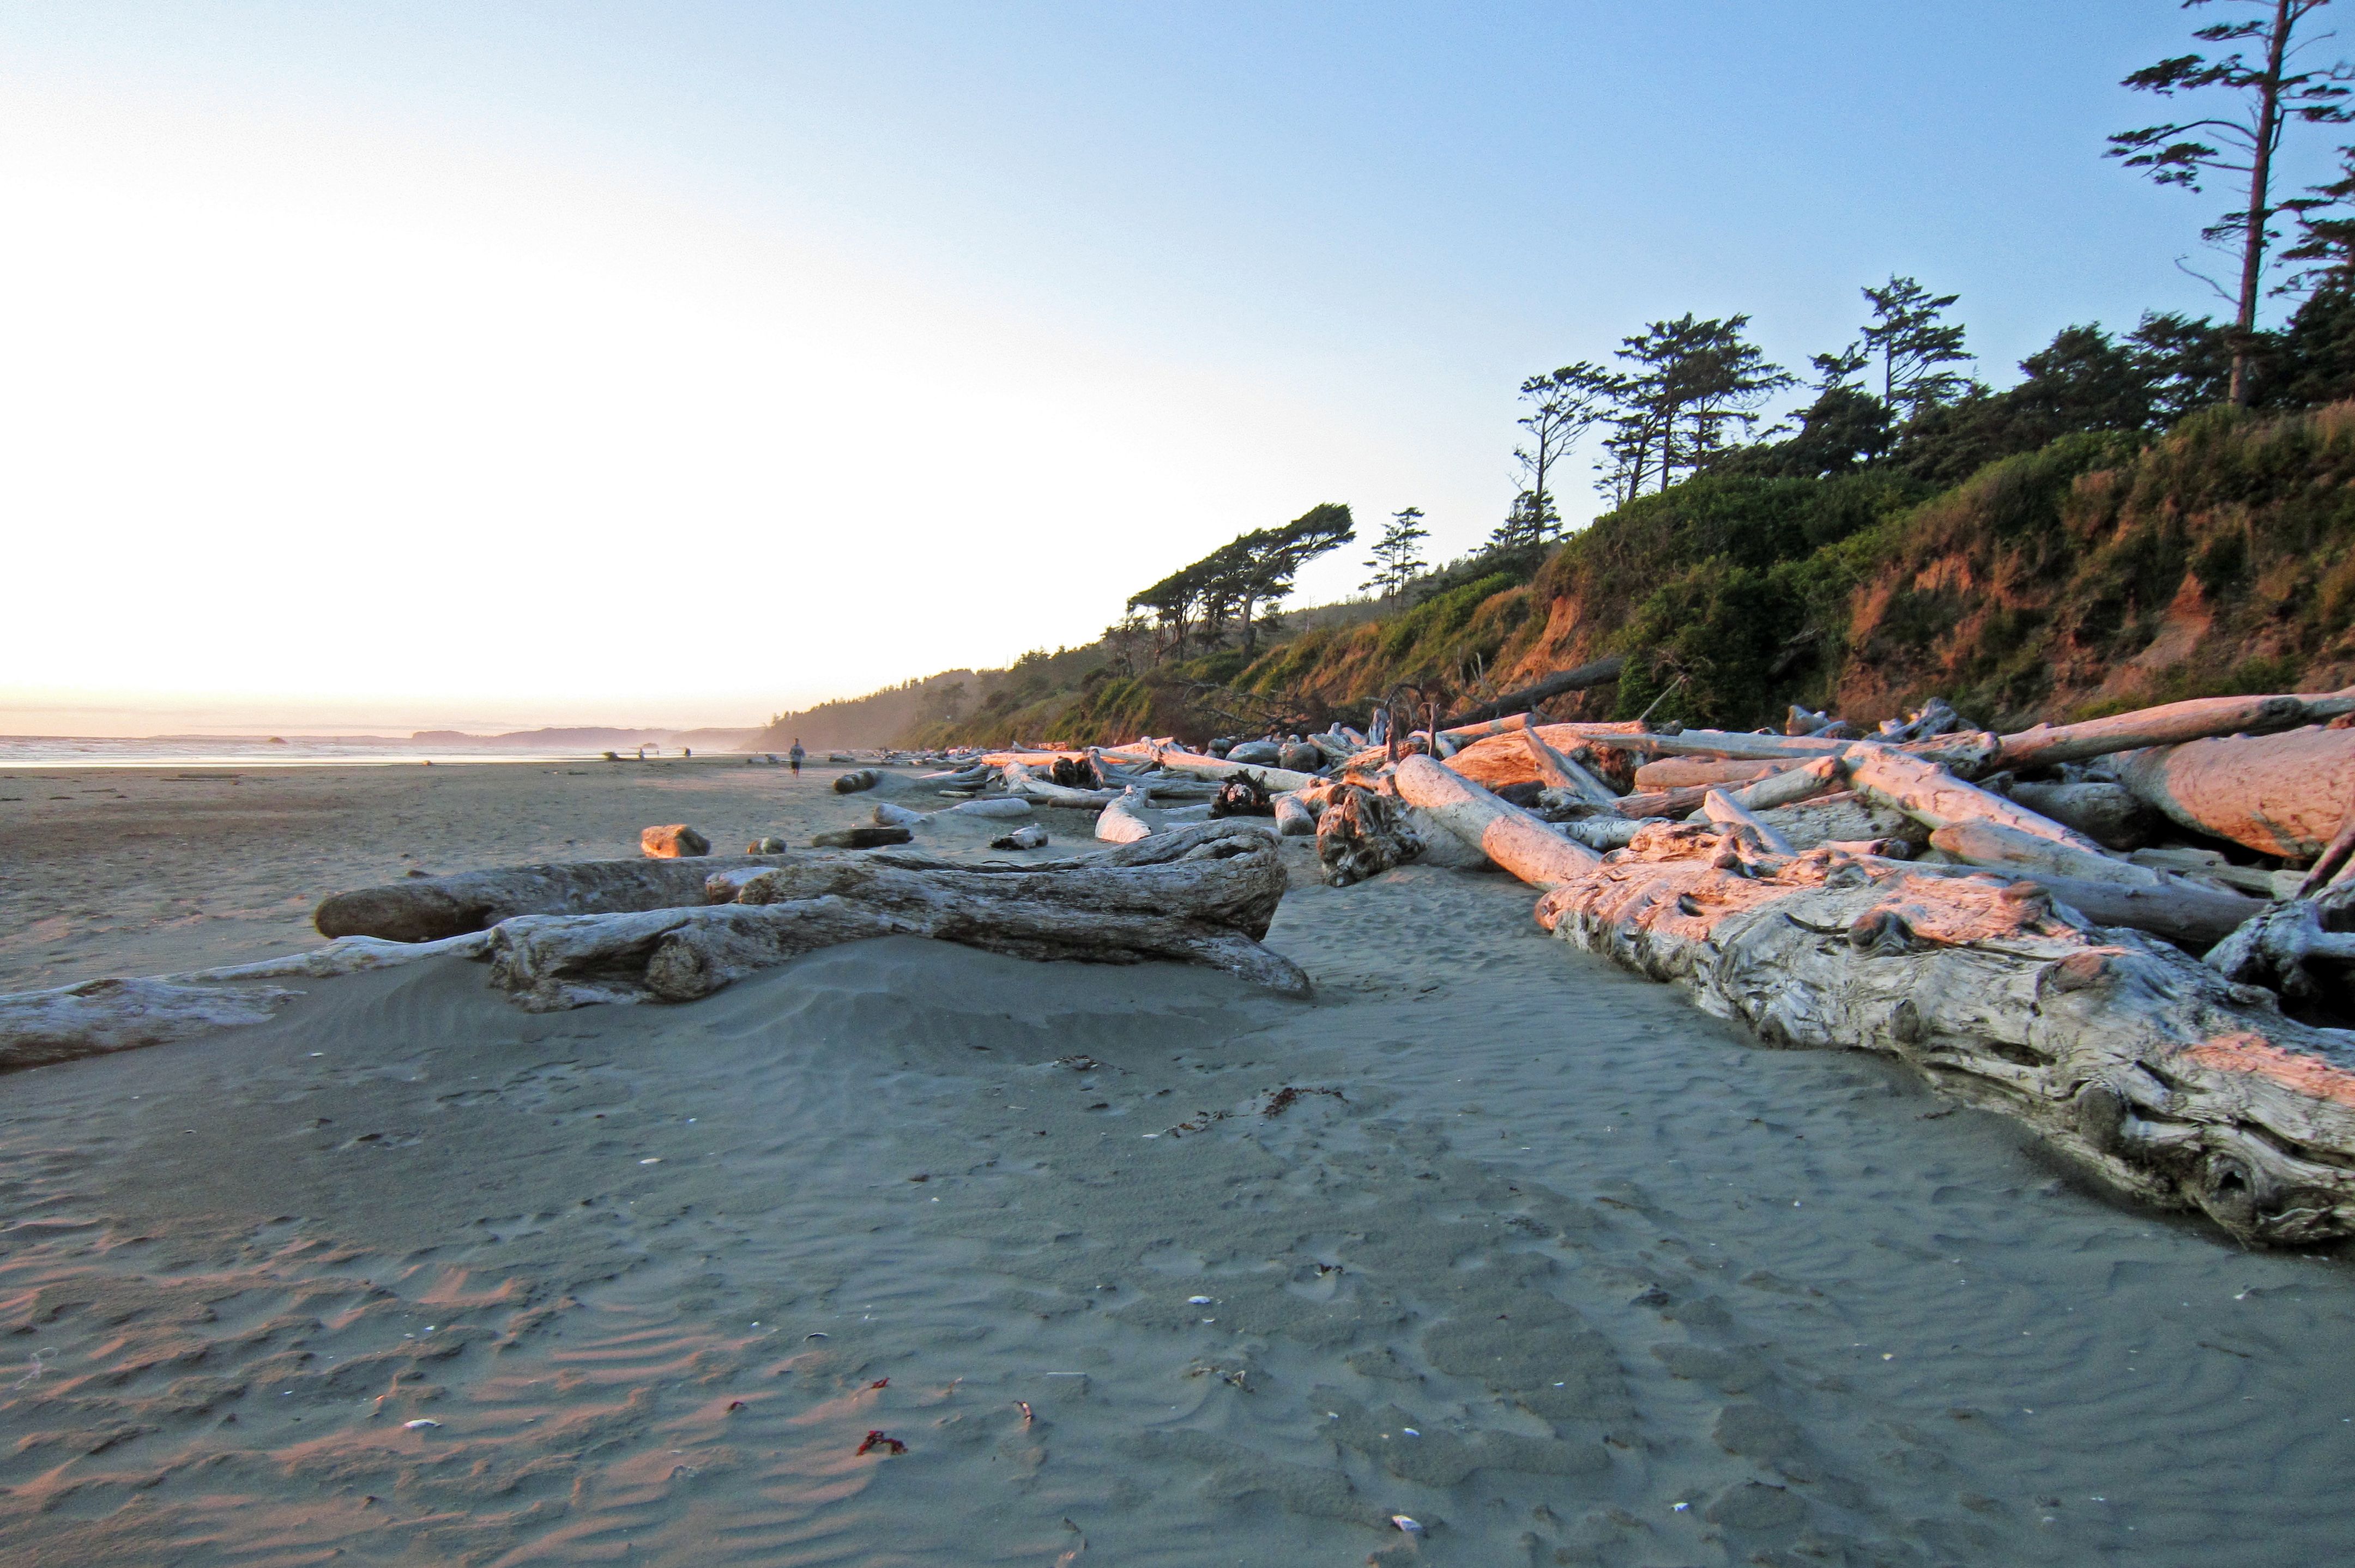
<box><xmin>0</xmin><ymin>2</ymin><xmax>2335</xmax><ymax>730</ymax></box>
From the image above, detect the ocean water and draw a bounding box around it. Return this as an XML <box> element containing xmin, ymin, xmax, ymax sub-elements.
<box><xmin>0</xmin><ymin>735</ymin><xmax>658</xmax><ymax>767</ymax></box>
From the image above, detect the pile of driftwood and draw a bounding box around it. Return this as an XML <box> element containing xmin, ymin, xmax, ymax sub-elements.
<box><xmin>1356</xmin><ymin>688</ymin><xmax>2355</xmax><ymax>1245</ymax></box>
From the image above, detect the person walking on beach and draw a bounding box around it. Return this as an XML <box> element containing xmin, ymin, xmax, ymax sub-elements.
<box><xmin>789</xmin><ymin>738</ymin><xmax>805</xmax><ymax>777</ymax></box>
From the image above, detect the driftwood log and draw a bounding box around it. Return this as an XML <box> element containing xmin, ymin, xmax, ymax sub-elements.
<box><xmin>1997</xmin><ymin>689</ymin><xmax>2355</xmax><ymax>771</ymax></box>
<box><xmin>811</xmin><ymin>826</ymin><xmax>915</xmax><ymax>849</ymax></box>
<box><xmin>0</xmin><ymin>933</ymin><xmax>492</xmax><ymax>1073</ymax></box>
<box><xmin>2209</xmin><ymin>881</ymin><xmax>2355</xmax><ymax>1002</ymax></box>
<box><xmin>1845</xmin><ymin>743</ymin><xmax>2105</xmax><ymax>852</ymax></box>
<box><xmin>484</xmin><ymin>821</ymin><xmax>1307</xmax><ymax>1009</ymax></box>
<box><xmin>833</xmin><ymin>768</ymin><xmax>884</xmax><ymax>794</ymax></box>
<box><xmin>1393</xmin><ymin>757</ymin><xmax>2355</xmax><ymax>1244</ymax></box>
<box><xmin>2116</xmin><ymin>726</ymin><xmax>2355</xmax><ymax>858</ymax></box>
<box><xmin>316</xmin><ymin>855</ymin><xmax>804</xmax><ymax>943</ymax></box>
<box><xmin>1438</xmin><ymin>653</ymin><xmax>1628</xmax><ymax>729</ymax></box>
<box><xmin>1315</xmin><ymin>785</ymin><xmax>1424</xmax><ymax>887</ymax></box>
<box><xmin>1520</xmin><ymin>724</ymin><xmax>1619</xmax><ymax>807</ymax></box>
<box><xmin>1097</xmin><ymin>791</ymin><xmax>1156</xmax><ymax>844</ymax></box>
<box><xmin>2002</xmin><ymin>780</ymin><xmax>2154</xmax><ymax>850</ymax></box>
<box><xmin>1725</xmin><ymin>754</ymin><xmax>1844</xmax><ymax>813</ymax></box>
<box><xmin>1753</xmin><ymin>792</ymin><xmax>1922</xmax><ymax>852</ymax></box>
<box><xmin>1633</xmin><ymin>756</ymin><xmax>1790</xmax><ymax>791</ymax></box>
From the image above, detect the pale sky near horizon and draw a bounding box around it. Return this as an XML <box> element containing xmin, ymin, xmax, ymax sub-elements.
<box><xmin>0</xmin><ymin>2</ymin><xmax>2336</xmax><ymax>735</ymax></box>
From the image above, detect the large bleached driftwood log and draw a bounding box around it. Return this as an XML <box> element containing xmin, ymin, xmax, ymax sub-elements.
<box><xmin>1997</xmin><ymin>688</ymin><xmax>2355</xmax><ymax>770</ymax></box>
<box><xmin>2116</xmin><ymin>726</ymin><xmax>2355</xmax><ymax>858</ymax></box>
<box><xmin>1098</xmin><ymin>744</ymin><xmax>1323</xmax><ymax>791</ymax></box>
<box><xmin>315</xmin><ymin>855</ymin><xmax>801</xmax><ymax>943</ymax></box>
<box><xmin>484</xmin><ymin>821</ymin><xmax>1307</xmax><ymax>1009</ymax></box>
<box><xmin>1845</xmin><ymin>742</ymin><xmax>2107</xmax><ymax>852</ymax></box>
<box><xmin>1394</xmin><ymin>758</ymin><xmax>2355</xmax><ymax>1243</ymax></box>
<box><xmin>1394</xmin><ymin>757</ymin><xmax>1601</xmax><ymax>887</ymax></box>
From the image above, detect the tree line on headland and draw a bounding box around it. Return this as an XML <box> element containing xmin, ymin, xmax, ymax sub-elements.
<box><xmin>758</xmin><ymin>1</ymin><xmax>2355</xmax><ymax>752</ymax></box>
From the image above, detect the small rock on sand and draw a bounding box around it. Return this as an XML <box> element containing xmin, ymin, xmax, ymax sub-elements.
<box><xmin>641</xmin><ymin>825</ymin><xmax>711</xmax><ymax>858</ymax></box>
<box><xmin>746</xmin><ymin>836</ymin><xmax>787</xmax><ymax>853</ymax></box>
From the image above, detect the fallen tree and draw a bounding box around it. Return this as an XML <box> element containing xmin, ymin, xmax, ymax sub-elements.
<box><xmin>2116</xmin><ymin>726</ymin><xmax>2355</xmax><ymax>858</ymax></box>
<box><xmin>1392</xmin><ymin>756</ymin><xmax>2355</xmax><ymax>1244</ymax></box>
<box><xmin>0</xmin><ymin>933</ymin><xmax>492</xmax><ymax>1073</ymax></box>
<box><xmin>315</xmin><ymin>854</ymin><xmax>801</xmax><ymax>943</ymax></box>
<box><xmin>485</xmin><ymin>821</ymin><xmax>1307</xmax><ymax>1008</ymax></box>
<box><xmin>1438</xmin><ymin>653</ymin><xmax>1628</xmax><ymax>729</ymax></box>
<box><xmin>1997</xmin><ymin>689</ymin><xmax>2355</xmax><ymax>771</ymax></box>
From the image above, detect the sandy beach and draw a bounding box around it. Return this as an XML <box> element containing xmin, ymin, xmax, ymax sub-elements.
<box><xmin>5</xmin><ymin>760</ymin><xmax>2355</xmax><ymax>1565</ymax></box>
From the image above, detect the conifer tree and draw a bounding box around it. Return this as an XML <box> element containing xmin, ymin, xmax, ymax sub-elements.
<box><xmin>1858</xmin><ymin>275</ymin><xmax>1974</xmax><ymax>417</ymax></box>
<box><xmin>1361</xmin><ymin>506</ymin><xmax>1429</xmax><ymax>598</ymax></box>
<box><xmin>2110</xmin><ymin>0</ymin><xmax>2353</xmax><ymax>404</ymax></box>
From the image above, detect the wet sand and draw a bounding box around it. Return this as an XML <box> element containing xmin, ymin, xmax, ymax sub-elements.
<box><xmin>5</xmin><ymin>761</ymin><xmax>2355</xmax><ymax>1564</ymax></box>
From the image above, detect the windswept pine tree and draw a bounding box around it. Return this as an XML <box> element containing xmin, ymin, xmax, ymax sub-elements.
<box><xmin>2109</xmin><ymin>0</ymin><xmax>2353</xmax><ymax>403</ymax></box>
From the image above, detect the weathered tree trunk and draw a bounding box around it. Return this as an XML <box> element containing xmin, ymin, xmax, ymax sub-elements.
<box><xmin>1702</xmin><ymin>788</ymin><xmax>1795</xmax><ymax>855</ymax></box>
<box><xmin>1997</xmin><ymin>689</ymin><xmax>2355</xmax><ymax>771</ymax></box>
<box><xmin>486</xmin><ymin>821</ymin><xmax>1307</xmax><ymax>1009</ymax></box>
<box><xmin>2208</xmin><ymin>881</ymin><xmax>2355</xmax><ymax>1001</ymax></box>
<box><xmin>1611</xmin><ymin>785</ymin><xmax>1714</xmax><ymax>821</ymax></box>
<box><xmin>1273</xmin><ymin>793</ymin><xmax>1317</xmax><ymax>836</ymax></box>
<box><xmin>2002</xmin><ymin>780</ymin><xmax>2154</xmax><ymax>850</ymax></box>
<box><xmin>1754</xmin><ymin>792</ymin><xmax>1921</xmax><ymax>852</ymax></box>
<box><xmin>940</xmin><ymin>797</ymin><xmax>1034</xmax><ymax>819</ymax></box>
<box><xmin>1393</xmin><ymin>756</ymin><xmax>1601</xmax><ymax>887</ymax></box>
<box><xmin>812</xmin><ymin>826</ymin><xmax>916</xmax><ymax>849</ymax></box>
<box><xmin>316</xmin><ymin>854</ymin><xmax>803</xmax><ymax>943</ymax></box>
<box><xmin>1927</xmin><ymin>820</ymin><xmax>2162</xmax><ymax>888</ymax></box>
<box><xmin>1096</xmin><ymin>791</ymin><xmax>1156</xmax><ymax>844</ymax></box>
<box><xmin>1600</xmin><ymin>726</ymin><xmax>2002</xmax><ymax>776</ymax></box>
<box><xmin>1315</xmin><ymin>784</ymin><xmax>1424</xmax><ymax>887</ymax></box>
<box><xmin>1845</xmin><ymin>743</ymin><xmax>2105</xmax><ymax>852</ymax></box>
<box><xmin>1438</xmin><ymin>711</ymin><xmax>1536</xmax><ymax>744</ymax></box>
<box><xmin>1098</xmin><ymin>745</ymin><xmax>1323</xmax><ymax>792</ymax></box>
<box><xmin>833</xmin><ymin>769</ymin><xmax>884</xmax><ymax>794</ymax></box>
<box><xmin>1526</xmin><ymin>822</ymin><xmax>2355</xmax><ymax>1243</ymax></box>
<box><xmin>1438</xmin><ymin>653</ymin><xmax>1628</xmax><ymax>728</ymax></box>
<box><xmin>1521</xmin><ymin>725</ymin><xmax>1619</xmax><ymax>807</ymax></box>
<box><xmin>1726</xmin><ymin>754</ymin><xmax>1843</xmax><ymax>813</ymax></box>
<box><xmin>1</xmin><ymin>933</ymin><xmax>493</xmax><ymax>1073</ymax></box>
<box><xmin>2116</xmin><ymin>727</ymin><xmax>2355</xmax><ymax>858</ymax></box>
<box><xmin>1388</xmin><ymin>765</ymin><xmax>2355</xmax><ymax>1243</ymax></box>
<box><xmin>1003</xmin><ymin>762</ymin><xmax>1120</xmax><ymax>809</ymax></box>
<box><xmin>1633</xmin><ymin>756</ymin><xmax>1790</xmax><ymax>791</ymax></box>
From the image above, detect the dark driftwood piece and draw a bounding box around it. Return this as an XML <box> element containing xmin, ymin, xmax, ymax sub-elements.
<box><xmin>1315</xmin><ymin>785</ymin><xmax>1423</xmax><ymax>887</ymax></box>
<box><xmin>485</xmin><ymin>821</ymin><xmax>1307</xmax><ymax>1009</ymax></box>
<box><xmin>811</xmin><ymin>826</ymin><xmax>916</xmax><ymax>849</ymax></box>
<box><xmin>316</xmin><ymin>855</ymin><xmax>801</xmax><ymax>943</ymax></box>
<box><xmin>1439</xmin><ymin>654</ymin><xmax>1628</xmax><ymax>729</ymax></box>
<box><xmin>2209</xmin><ymin>881</ymin><xmax>2355</xmax><ymax>1002</ymax></box>
<box><xmin>1393</xmin><ymin>756</ymin><xmax>2355</xmax><ymax>1245</ymax></box>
